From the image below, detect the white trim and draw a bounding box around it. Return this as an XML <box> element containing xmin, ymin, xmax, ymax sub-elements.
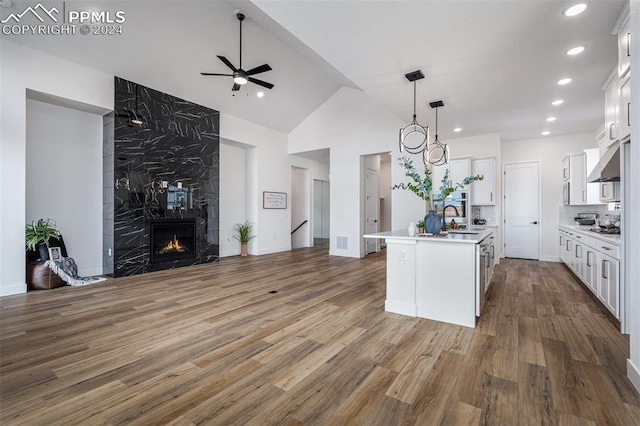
<box><xmin>0</xmin><ymin>282</ymin><xmax>27</xmax><ymax>297</ymax></box>
<box><xmin>627</xmin><ymin>359</ymin><xmax>640</xmax><ymax>394</ymax></box>
<box><xmin>256</xmin><ymin>245</ymin><xmax>292</xmax><ymax>255</ymax></box>
<box><xmin>329</xmin><ymin>249</ymin><xmax>361</xmax><ymax>258</ymax></box>
<box><xmin>385</xmin><ymin>300</ymin><xmax>417</xmax><ymax>317</ymax></box>
<box><xmin>541</xmin><ymin>255</ymin><xmax>561</xmax><ymax>263</ymax></box>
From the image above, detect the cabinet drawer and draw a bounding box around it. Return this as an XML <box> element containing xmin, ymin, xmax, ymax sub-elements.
<box><xmin>594</xmin><ymin>240</ymin><xmax>619</xmax><ymax>260</ymax></box>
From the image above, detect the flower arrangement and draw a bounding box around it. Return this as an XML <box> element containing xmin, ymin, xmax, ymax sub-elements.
<box><xmin>392</xmin><ymin>156</ymin><xmax>483</xmax><ymax>210</ymax></box>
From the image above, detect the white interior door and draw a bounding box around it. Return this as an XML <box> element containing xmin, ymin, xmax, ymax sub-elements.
<box><xmin>365</xmin><ymin>168</ymin><xmax>379</xmax><ymax>254</ymax></box>
<box><xmin>504</xmin><ymin>162</ymin><xmax>539</xmax><ymax>260</ymax></box>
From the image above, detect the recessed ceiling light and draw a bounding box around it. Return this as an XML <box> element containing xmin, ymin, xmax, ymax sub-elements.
<box><xmin>542</xmin><ymin>131</ymin><xmax>551</xmax><ymax>136</ymax></box>
<box><xmin>564</xmin><ymin>3</ymin><xmax>588</xmax><ymax>17</ymax></box>
<box><xmin>566</xmin><ymin>46</ymin><xmax>585</xmax><ymax>56</ymax></box>
<box><xmin>551</xmin><ymin>99</ymin><xmax>564</xmax><ymax>106</ymax></box>
<box><xmin>257</xmin><ymin>91</ymin><xmax>264</xmax><ymax>98</ymax></box>
<box><xmin>557</xmin><ymin>78</ymin><xmax>572</xmax><ymax>85</ymax></box>
<box><xmin>453</xmin><ymin>127</ymin><xmax>462</xmax><ymax>132</ymax></box>
<box><xmin>546</xmin><ymin>117</ymin><xmax>557</xmax><ymax>122</ymax></box>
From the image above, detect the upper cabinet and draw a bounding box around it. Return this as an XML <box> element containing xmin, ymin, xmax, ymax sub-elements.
<box><xmin>562</xmin><ymin>156</ymin><xmax>570</xmax><ymax>181</ymax></box>
<box><xmin>563</xmin><ymin>150</ymin><xmax>601</xmax><ymax>206</ymax></box>
<box><xmin>431</xmin><ymin>157</ymin><xmax>470</xmax><ymax>189</ymax></box>
<box><xmin>471</xmin><ymin>157</ymin><xmax>496</xmax><ymax>205</ymax></box>
<box><xmin>617</xmin><ymin>11</ymin><xmax>630</xmax><ymax>78</ymax></box>
<box><xmin>603</xmin><ymin>70</ymin><xmax>620</xmax><ymax>147</ymax></box>
<box><xmin>619</xmin><ymin>74</ymin><xmax>631</xmax><ymax>141</ymax></box>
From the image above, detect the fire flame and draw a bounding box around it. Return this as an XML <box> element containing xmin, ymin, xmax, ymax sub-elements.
<box><xmin>159</xmin><ymin>235</ymin><xmax>187</xmax><ymax>254</ymax></box>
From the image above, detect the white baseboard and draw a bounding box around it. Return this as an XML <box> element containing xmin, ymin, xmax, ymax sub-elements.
<box><xmin>0</xmin><ymin>282</ymin><xmax>27</xmax><ymax>297</ymax></box>
<box><xmin>78</xmin><ymin>267</ymin><xmax>104</xmax><ymax>277</ymax></box>
<box><xmin>256</xmin><ymin>246</ymin><xmax>291</xmax><ymax>256</ymax></box>
<box><xmin>628</xmin><ymin>359</ymin><xmax>640</xmax><ymax>394</ymax></box>
<box><xmin>540</xmin><ymin>255</ymin><xmax>561</xmax><ymax>262</ymax></box>
<box><xmin>329</xmin><ymin>249</ymin><xmax>361</xmax><ymax>258</ymax></box>
<box><xmin>385</xmin><ymin>300</ymin><xmax>417</xmax><ymax>317</ymax></box>
<box><xmin>219</xmin><ymin>250</ymin><xmax>240</xmax><ymax>258</ymax></box>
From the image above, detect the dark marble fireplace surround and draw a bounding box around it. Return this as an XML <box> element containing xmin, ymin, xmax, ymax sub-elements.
<box><xmin>103</xmin><ymin>77</ymin><xmax>220</xmax><ymax>277</ymax></box>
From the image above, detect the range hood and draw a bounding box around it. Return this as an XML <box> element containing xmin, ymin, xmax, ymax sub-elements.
<box><xmin>588</xmin><ymin>142</ymin><xmax>620</xmax><ymax>182</ymax></box>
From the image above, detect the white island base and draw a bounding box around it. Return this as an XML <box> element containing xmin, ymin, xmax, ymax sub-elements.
<box><xmin>366</xmin><ymin>230</ymin><xmax>493</xmax><ymax>328</ymax></box>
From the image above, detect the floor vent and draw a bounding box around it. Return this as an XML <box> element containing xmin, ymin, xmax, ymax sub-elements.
<box><xmin>268</xmin><ymin>290</ymin><xmax>278</xmax><ymax>294</ymax></box>
<box><xmin>337</xmin><ymin>236</ymin><xmax>348</xmax><ymax>250</ymax></box>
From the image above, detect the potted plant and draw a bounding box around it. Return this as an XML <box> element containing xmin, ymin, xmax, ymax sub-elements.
<box><xmin>25</xmin><ymin>219</ymin><xmax>63</xmax><ymax>262</ymax></box>
<box><xmin>233</xmin><ymin>220</ymin><xmax>256</xmax><ymax>257</ymax></box>
<box><xmin>392</xmin><ymin>157</ymin><xmax>483</xmax><ymax>234</ymax></box>
<box><xmin>416</xmin><ymin>220</ymin><xmax>425</xmax><ymax>234</ymax></box>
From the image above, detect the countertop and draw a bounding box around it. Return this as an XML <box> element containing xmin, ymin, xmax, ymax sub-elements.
<box><xmin>364</xmin><ymin>228</ymin><xmax>494</xmax><ymax>244</ymax></box>
<box><xmin>559</xmin><ymin>224</ymin><xmax>621</xmax><ymax>245</ymax></box>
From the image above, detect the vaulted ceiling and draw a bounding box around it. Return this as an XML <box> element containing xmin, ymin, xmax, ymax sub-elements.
<box><xmin>1</xmin><ymin>0</ymin><xmax>626</xmax><ymax>142</ymax></box>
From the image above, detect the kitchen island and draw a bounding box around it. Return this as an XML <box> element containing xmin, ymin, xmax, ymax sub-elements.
<box><xmin>364</xmin><ymin>228</ymin><xmax>494</xmax><ymax>328</ymax></box>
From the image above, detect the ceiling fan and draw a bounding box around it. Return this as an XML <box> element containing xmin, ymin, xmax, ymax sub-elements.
<box><xmin>201</xmin><ymin>12</ymin><xmax>274</xmax><ymax>92</ymax></box>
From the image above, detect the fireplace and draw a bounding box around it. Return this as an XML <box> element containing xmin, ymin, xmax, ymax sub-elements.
<box><xmin>150</xmin><ymin>220</ymin><xmax>196</xmax><ymax>264</ymax></box>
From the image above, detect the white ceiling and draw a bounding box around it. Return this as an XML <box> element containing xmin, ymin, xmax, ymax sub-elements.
<box><xmin>1</xmin><ymin>0</ymin><xmax>626</xmax><ymax>143</ymax></box>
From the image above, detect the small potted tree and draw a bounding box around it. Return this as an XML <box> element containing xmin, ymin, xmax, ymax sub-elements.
<box><xmin>233</xmin><ymin>220</ymin><xmax>255</xmax><ymax>257</ymax></box>
<box><xmin>25</xmin><ymin>219</ymin><xmax>65</xmax><ymax>262</ymax></box>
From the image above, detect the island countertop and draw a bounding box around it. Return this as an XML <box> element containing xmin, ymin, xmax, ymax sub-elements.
<box><xmin>364</xmin><ymin>228</ymin><xmax>493</xmax><ymax>244</ymax></box>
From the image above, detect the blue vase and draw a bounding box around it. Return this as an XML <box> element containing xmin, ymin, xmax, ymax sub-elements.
<box><xmin>424</xmin><ymin>210</ymin><xmax>441</xmax><ymax>235</ymax></box>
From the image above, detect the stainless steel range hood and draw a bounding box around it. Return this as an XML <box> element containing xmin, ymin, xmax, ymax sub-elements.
<box><xmin>588</xmin><ymin>142</ymin><xmax>620</xmax><ymax>182</ymax></box>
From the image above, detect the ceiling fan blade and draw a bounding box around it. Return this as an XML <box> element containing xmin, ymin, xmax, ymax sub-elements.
<box><xmin>232</xmin><ymin>83</ymin><xmax>241</xmax><ymax>91</ymax></box>
<box><xmin>246</xmin><ymin>64</ymin><xmax>272</xmax><ymax>76</ymax></box>
<box><xmin>217</xmin><ymin>55</ymin><xmax>238</xmax><ymax>72</ymax></box>
<box><xmin>248</xmin><ymin>77</ymin><xmax>274</xmax><ymax>90</ymax></box>
<box><xmin>201</xmin><ymin>72</ymin><xmax>233</xmax><ymax>76</ymax></box>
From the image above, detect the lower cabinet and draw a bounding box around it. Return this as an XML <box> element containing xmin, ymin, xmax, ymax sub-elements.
<box><xmin>558</xmin><ymin>227</ymin><xmax>620</xmax><ymax>319</ymax></box>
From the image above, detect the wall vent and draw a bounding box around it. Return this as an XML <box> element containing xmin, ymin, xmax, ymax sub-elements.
<box><xmin>337</xmin><ymin>236</ymin><xmax>348</xmax><ymax>250</ymax></box>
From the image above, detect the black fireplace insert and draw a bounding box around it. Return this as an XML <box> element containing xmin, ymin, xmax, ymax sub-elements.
<box><xmin>150</xmin><ymin>219</ymin><xmax>196</xmax><ymax>263</ymax></box>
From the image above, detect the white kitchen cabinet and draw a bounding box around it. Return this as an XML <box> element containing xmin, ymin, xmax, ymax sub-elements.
<box><xmin>564</xmin><ymin>150</ymin><xmax>600</xmax><ymax>205</ymax></box>
<box><xmin>470</xmin><ymin>157</ymin><xmax>496</xmax><ymax>205</ymax></box>
<box><xmin>619</xmin><ymin>74</ymin><xmax>631</xmax><ymax>141</ymax></box>
<box><xmin>562</xmin><ymin>156</ymin><xmax>570</xmax><ymax>181</ymax></box>
<box><xmin>584</xmin><ymin>246</ymin><xmax>598</xmax><ymax>294</ymax></box>
<box><xmin>599</xmin><ymin>252</ymin><xmax>619</xmax><ymax>317</ymax></box>
<box><xmin>604</xmin><ymin>70</ymin><xmax>620</xmax><ymax>147</ymax></box>
<box><xmin>431</xmin><ymin>157</ymin><xmax>470</xmax><ymax>190</ymax></box>
<box><xmin>600</xmin><ymin>181</ymin><xmax>620</xmax><ymax>203</ymax></box>
<box><xmin>617</xmin><ymin>12</ymin><xmax>630</xmax><ymax>78</ymax></box>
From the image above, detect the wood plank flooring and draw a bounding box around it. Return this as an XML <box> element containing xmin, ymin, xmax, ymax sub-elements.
<box><xmin>1</xmin><ymin>248</ymin><xmax>639</xmax><ymax>425</ymax></box>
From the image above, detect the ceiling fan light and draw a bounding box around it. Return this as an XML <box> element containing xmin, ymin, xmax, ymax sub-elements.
<box><xmin>233</xmin><ymin>75</ymin><xmax>248</xmax><ymax>85</ymax></box>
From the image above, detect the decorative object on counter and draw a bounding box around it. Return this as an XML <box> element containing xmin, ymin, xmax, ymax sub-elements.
<box><xmin>424</xmin><ymin>210</ymin><xmax>441</xmax><ymax>235</ymax></box>
<box><xmin>234</xmin><ymin>220</ymin><xmax>256</xmax><ymax>256</ymax></box>
<box><xmin>399</xmin><ymin>70</ymin><xmax>429</xmax><ymax>158</ymax></box>
<box><xmin>392</xmin><ymin>157</ymin><xmax>483</xmax><ymax>235</ymax></box>
<box><xmin>450</xmin><ymin>219</ymin><xmax>459</xmax><ymax>229</ymax></box>
<box><xmin>426</xmin><ymin>100</ymin><xmax>449</xmax><ymax>166</ymax></box>
<box><xmin>575</xmin><ymin>212</ymin><xmax>597</xmax><ymax>226</ymax></box>
<box><xmin>407</xmin><ymin>221</ymin><xmax>416</xmax><ymax>237</ymax></box>
<box><xmin>416</xmin><ymin>220</ymin><xmax>425</xmax><ymax>234</ymax></box>
<box><xmin>473</xmin><ymin>218</ymin><xmax>487</xmax><ymax>225</ymax></box>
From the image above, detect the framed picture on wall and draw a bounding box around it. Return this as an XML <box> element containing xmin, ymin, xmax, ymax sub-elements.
<box><xmin>263</xmin><ymin>191</ymin><xmax>287</xmax><ymax>209</ymax></box>
<box><xmin>48</xmin><ymin>246</ymin><xmax>62</xmax><ymax>261</ymax></box>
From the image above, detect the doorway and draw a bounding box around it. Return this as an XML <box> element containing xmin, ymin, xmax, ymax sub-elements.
<box><xmin>313</xmin><ymin>180</ymin><xmax>330</xmax><ymax>247</ymax></box>
<box><xmin>503</xmin><ymin>161</ymin><xmax>540</xmax><ymax>260</ymax></box>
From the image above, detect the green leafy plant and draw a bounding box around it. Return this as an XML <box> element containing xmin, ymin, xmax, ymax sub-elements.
<box><xmin>25</xmin><ymin>219</ymin><xmax>61</xmax><ymax>251</ymax></box>
<box><xmin>233</xmin><ymin>220</ymin><xmax>256</xmax><ymax>244</ymax></box>
<box><xmin>392</xmin><ymin>156</ymin><xmax>483</xmax><ymax>210</ymax></box>
<box><xmin>416</xmin><ymin>220</ymin><xmax>425</xmax><ymax>229</ymax></box>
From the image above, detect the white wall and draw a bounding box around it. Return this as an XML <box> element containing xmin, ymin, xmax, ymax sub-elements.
<box><xmin>379</xmin><ymin>155</ymin><xmax>392</xmax><ymax>233</ymax></box>
<box><xmin>0</xmin><ymin>40</ymin><xmax>113</xmax><ymax>296</ymax></box>
<box><xmin>220</xmin><ymin>113</ymin><xmax>292</xmax><ymax>255</ymax></box>
<box><xmin>26</xmin><ymin>99</ymin><xmax>103</xmax><ymax>276</ymax></box>
<box><xmin>627</xmin><ymin>0</ymin><xmax>640</xmax><ymax>396</ymax></box>
<box><xmin>290</xmin><ymin>167</ymin><xmax>310</xmax><ymax>248</ymax></box>
<box><xmin>219</xmin><ymin>142</ymin><xmax>246</xmax><ymax>257</ymax></box>
<box><xmin>289</xmin><ymin>86</ymin><xmax>422</xmax><ymax>258</ymax></box>
<box><xmin>501</xmin><ymin>132</ymin><xmax>598</xmax><ymax>262</ymax></box>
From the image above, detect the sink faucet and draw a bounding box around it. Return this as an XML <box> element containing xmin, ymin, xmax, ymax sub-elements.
<box><xmin>442</xmin><ymin>205</ymin><xmax>461</xmax><ymax>230</ymax></box>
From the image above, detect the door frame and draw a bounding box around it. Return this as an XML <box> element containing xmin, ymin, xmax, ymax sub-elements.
<box><xmin>364</xmin><ymin>167</ymin><xmax>380</xmax><ymax>255</ymax></box>
<box><xmin>502</xmin><ymin>160</ymin><xmax>542</xmax><ymax>260</ymax></box>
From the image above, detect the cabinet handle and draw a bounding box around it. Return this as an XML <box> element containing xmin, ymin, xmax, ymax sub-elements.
<box><xmin>575</xmin><ymin>245</ymin><xmax>579</xmax><ymax>258</ymax></box>
<box><xmin>490</xmin><ymin>192</ymin><xmax>493</xmax><ymax>202</ymax></box>
<box><xmin>560</xmin><ymin>236</ymin><xmax>564</xmax><ymax>246</ymax></box>
<box><xmin>609</xmin><ymin>122</ymin><xmax>618</xmax><ymax>140</ymax></box>
<box><xmin>628</xmin><ymin>32</ymin><xmax>631</xmax><ymax>57</ymax></box>
<box><xmin>601</xmin><ymin>246</ymin><xmax>612</xmax><ymax>251</ymax></box>
<box><xmin>582</xmin><ymin>190</ymin><xmax>586</xmax><ymax>202</ymax></box>
<box><xmin>587</xmin><ymin>251</ymin><xmax>592</xmax><ymax>267</ymax></box>
<box><xmin>602</xmin><ymin>259</ymin><xmax>609</xmax><ymax>279</ymax></box>
<box><xmin>602</xmin><ymin>185</ymin><xmax>606</xmax><ymax>198</ymax></box>
<box><xmin>491</xmin><ymin>245</ymin><xmax>495</xmax><ymax>259</ymax></box>
<box><xmin>629</xmin><ymin>103</ymin><xmax>631</xmax><ymax>127</ymax></box>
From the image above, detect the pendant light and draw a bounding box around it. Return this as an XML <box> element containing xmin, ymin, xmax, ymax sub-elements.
<box><xmin>425</xmin><ymin>100</ymin><xmax>449</xmax><ymax>166</ymax></box>
<box><xmin>399</xmin><ymin>70</ymin><xmax>429</xmax><ymax>155</ymax></box>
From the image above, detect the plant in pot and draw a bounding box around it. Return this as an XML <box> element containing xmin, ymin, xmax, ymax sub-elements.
<box><xmin>233</xmin><ymin>220</ymin><xmax>256</xmax><ymax>257</ymax></box>
<box><xmin>416</xmin><ymin>220</ymin><xmax>425</xmax><ymax>234</ymax></box>
<box><xmin>25</xmin><ymin>219</ymin><xmax>65</xmax><ymax>262</ymax></box>
<box><xmin>392</xmin><ymin>157</ymin><xmax>483</xmax><ymax>235</ymax></box>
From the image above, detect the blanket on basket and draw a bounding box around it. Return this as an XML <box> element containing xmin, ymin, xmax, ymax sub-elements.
<box><xmin>45</xmin><ymin>257</ymin><xmax>107</xmax><ymax>287</ymax></box>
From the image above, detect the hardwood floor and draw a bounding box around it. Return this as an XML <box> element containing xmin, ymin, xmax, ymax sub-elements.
<box><xmin>1</xmin><ymin>248</ymin><xmax>639</xmax><ymax>425</ymax></box>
